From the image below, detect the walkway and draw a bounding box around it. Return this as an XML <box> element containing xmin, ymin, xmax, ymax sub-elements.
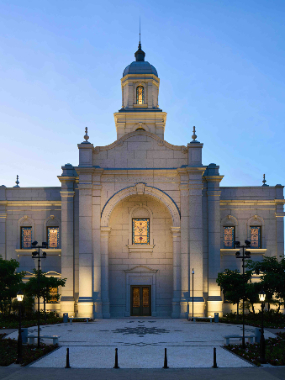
<box><xmin>5</xmin><ymin>319</ymin><xmax>276</xmax><ymax>368</ymax></box>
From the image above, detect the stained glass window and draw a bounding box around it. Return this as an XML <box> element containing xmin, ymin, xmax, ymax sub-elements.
<box><xmin>136</xmin><ymin>86</ymin><xmax>144</xmax><ymax>104</ymax></box>
<box><xmin>48</xmin><ymin>227</ymin><xmax>59</xmax><ymax>249</ymax></box>
<box><xmin>250</xmin><ymin>226</ymin><xmax>261</xmax><ymax>248</ymax></box>
<box><xmin>223</xmin><ymin>226</ymin><xmax>235</xmax><ymax>248</ymax></box>
<box><xmin>132</xmin><ymin>218</ymin><xmax>150</xmax><ymax>245</ymax></box>
<box><xmin>21</xmin><ymin>227</ymin><xmax>32</xmax><ymax>249</ymax></box>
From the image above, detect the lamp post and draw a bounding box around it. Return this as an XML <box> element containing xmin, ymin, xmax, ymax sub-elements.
<box><xmin>234</xmin><ymin>240</ymin><xmax>251</xmax><ymax>349</ymax></box>
<box><xmin>16</xmin><ymin>290</ymin><xmax>24</xmax><ymax>364</ymax></box>
<box><xmin>259</xmin><ymin>290</ymin><xmax>266</xmax><ymax>364</ymax></box>
<box><xmin>192</xmin><ymin>268</ymin><xmax>194</xmax><ymax>320</ymax></box>
<box><xmin>31</xmin><ymin>241</ymin><xmax>47</xmax><ymax>348</ymax></box>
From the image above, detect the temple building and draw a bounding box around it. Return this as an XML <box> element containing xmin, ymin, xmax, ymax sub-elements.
<box><xmin>0</xmin><ymin>43</ymin><xmax>284</xmax><ymax>318</ymax></box>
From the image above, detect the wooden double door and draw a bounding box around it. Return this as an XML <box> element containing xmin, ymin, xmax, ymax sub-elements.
<box><xmin>131</xmin><ymin>285</ymin><xmax>151</xmax><ymax>316</ymax></box>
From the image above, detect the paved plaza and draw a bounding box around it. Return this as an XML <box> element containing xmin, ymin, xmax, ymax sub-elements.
<box><xmin>6</xmin><ymin>319</ymin><xmax>277</xmax><ymax>368</ymax></box>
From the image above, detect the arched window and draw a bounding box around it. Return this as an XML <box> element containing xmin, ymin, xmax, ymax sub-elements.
<box><xmin>136</xmin><ymin>86</ymin><xmax>144</xmax><ymax>104</ymax></box>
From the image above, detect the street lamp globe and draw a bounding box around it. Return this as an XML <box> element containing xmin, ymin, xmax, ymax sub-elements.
<box><xmin>259</xmin><ymin>290</ymin><xmax>266</xmax><ymax>303</ymax></box>
<box><xmin>17</xmin><ymin>290</ymin><xmax>24</xmax><ymax>302</ymax></box>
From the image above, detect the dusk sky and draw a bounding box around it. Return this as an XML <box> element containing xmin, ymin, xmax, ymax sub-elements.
<box><xmin>0</xmin><ymin>0</ymin><xmax>284</xmax><ymax>188</ymax></box>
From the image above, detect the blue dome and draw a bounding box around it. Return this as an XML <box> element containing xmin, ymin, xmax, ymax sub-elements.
<box><xmin>123</xmin><ymin>61</ymin><xmax>158</xmax><ymax>77</ymax></box>
<box><xmin>123</xmin><ymin>43</ymin><xmax>158</xmax><ymax>77</ymax></box>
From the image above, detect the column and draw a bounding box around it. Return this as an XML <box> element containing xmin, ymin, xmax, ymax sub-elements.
<box><xmin>187</xmin><ymin>139</ymin><xmax>205</xmax><ymax>317</ymax></box>
<box><xmin>101</xmin><ymin>227</ymin><xmax>111</xmax><ymax>318</ymax></box>
<box><xmin>205</xmin><ymin>164</ymin><xmax>223</xmax><ymax>316</ymax></box>
<box><xmin>171</xmin><ymin>226</ymin><xmax>181</xmax><ymax>318</ymax></box>
<box><xmin>77</xmin><ymin>179</ymin><xmax>93</xmax><ymax>318</ymax></box>
<box><xmin>189</xmin><ymin>171</ymin><xmax>205</xmax><ymax>317</ymax></box>
<box><xmin>77</xmin><ymin>138</ymin><xmax>95</xmax><ymax>318</ymax></box>
<box><xmin>178</xmin><ymin>170</ymin><xmax>190</xmax><ymax>318</ymax></box>
<box><xmin>92</xmin><ymin>172</ymin><xmax>103</xmax><ymax>318</ymax></box>
<box><xmin>275</xmin><ymin>185</ymin><xmax>284</xmax><ymax>261</ymax></box>
<box><xmin>58</xmin><ymin>164</ymin><xmax>76</xmax><ymax>316</ymax></box>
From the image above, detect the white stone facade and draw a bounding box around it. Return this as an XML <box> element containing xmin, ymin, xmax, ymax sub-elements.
<box><xmin>0</xmin><ymin>45</ymin><xmax>284</xmax><ymax>318</ymax></box>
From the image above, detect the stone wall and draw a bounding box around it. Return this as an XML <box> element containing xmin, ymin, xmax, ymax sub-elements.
<box><xmin>108</xmin><ymin>194</ymin><xmax>173</xmax><ymax>317</ymax></box>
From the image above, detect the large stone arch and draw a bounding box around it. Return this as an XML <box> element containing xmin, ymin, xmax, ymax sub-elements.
<box><xmin>101</xmin><ymin>183</ymin><xmax>181</xmax><ymax>227</ymax></box>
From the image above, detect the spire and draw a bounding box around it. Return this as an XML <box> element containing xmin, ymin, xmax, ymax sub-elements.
<box><xmin>191</xmin><ymin>126</ymin><xmax>200</xmax><ymax>143</ymax></box>
<box><xmin>262</xmin><ymin>174</ymin><xmax>269</xmax><ymax>186</ymax></box>
<box><xmin>14</xmin><ymin>175</ymin><xmax>20</xmax><ymax>188</ymax></box>
<box><xmin>135</xmin><ymin>19</ymin><xmax>145</xmax><ymax>62</ymax></box>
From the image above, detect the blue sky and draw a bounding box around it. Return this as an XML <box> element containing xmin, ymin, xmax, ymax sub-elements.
<box><xmin>0</xmin><ymin>0</ymin><xmax>284</xmax><ymax>187</ymax></box>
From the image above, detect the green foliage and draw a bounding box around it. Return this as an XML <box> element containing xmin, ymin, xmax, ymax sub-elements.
<box><xmin>220</xmin><ymin>310</ymin><xmax>285</xmax><ymax>328</ymax></box>
<box><xmin>246</xmin><ymin>257</ymin><xmax>285</xmax><ymax>309</ymax></box>
<box><xmin>216</xmin><ymin>269</ymin><xmax>251</xmax><ymax>315</ymax></box>
<box><xmin>25</xmin><ymin>269</ymin><xmax>66</xmax><ymax>303</ymax></box>
<box><xmin>0</xmin><ymin>334</ymin><xmax>58</xmax><ymax>366</ymax></box>
<box><xmin>0</xmin><ymin>258</ymin><xmax>25</xmax><ymax>316</ymax></box>
<box><xmin>225</xmin><ymin>332</ymin><xmax>285</xmax><ymax>366</ymax></box>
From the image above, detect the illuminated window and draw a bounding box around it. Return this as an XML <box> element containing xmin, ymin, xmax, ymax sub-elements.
<box><xmin>223</xmin><ymin>226</ymin><xmax>235</xmax><ymax>248</ymax></box>
<box><xmin>48</xmin><ymin>287</ymin><xmax>58</xmax><ymax>303</ymax></box>
<box><xmin>136</xmin><ymin>86</ymin><xmax>144</xmax><ymax>104</ymax></box>
<box><xmin>132</xmin><ymin>218</ymin><xmax>150</xmax><ymax>245</ymax></box>
<box><xmin>250</xmin><ymin>226</ymin><xmax>261</xmax><ymax>248</ymax></box>
<box><xmin>21</xmin><ymin>227</ymin><xmax>32</xmax><ymax>249</ymax></box>
<box><xmin>47</xmin><ymin>227</ymin><xmax>59</xmax><ymax>249</ymax></box>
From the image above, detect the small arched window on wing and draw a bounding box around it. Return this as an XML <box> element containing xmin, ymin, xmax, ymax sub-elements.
<box><xmin>136</xmin><ymin>86</ymin><xmax>144</xmax><ymax>104</ymax></box>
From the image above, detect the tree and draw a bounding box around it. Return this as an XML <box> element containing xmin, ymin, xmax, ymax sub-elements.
<box><xmin>0</xmin><ymin>258</ymin><xmax>25</xmax><ymax>315</ymax></box>
<box><xmin>216</xmin><ymin>269</ymin><xmax>251</xmax><ymax>316</ymax></box>
<box><xmin>25</xmin><ymin>269</ymin><xmax>66</xmax><ymax>321</ymax></box>
<box><xmin>246</xmin><ymin>257</ymin><xmax>285</xmax><ymax>311</ymax></box>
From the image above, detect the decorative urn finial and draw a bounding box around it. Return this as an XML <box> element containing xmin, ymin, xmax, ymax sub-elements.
<box><xmin>191</xmin><ymin>126</ymin><xmax>200</xmax><ymax>143</ymax></box>
<box><xmin>262</xmin><ymin>174</ymin><xmax>269</xmax><ymax>186</ymax></box>
<box><xmin>82</xmin><ymin>127</ymin><xmax>91</xmax><ymax>144</ymax></box>
<box><xmin>14</xmin><ymin>175</ymin><xmax>20</xmax><ymax>188</ymax></box>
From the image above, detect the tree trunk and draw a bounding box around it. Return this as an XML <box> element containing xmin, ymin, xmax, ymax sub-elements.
<box><xmin>251</xmin><ymin>303</ymin><xmax>255</xmax><ymax>314</ymax></box>
<box><xmin>236</xmin><ymin>302</ymin><xmax>239</xmax><ymax>319</ymax></box>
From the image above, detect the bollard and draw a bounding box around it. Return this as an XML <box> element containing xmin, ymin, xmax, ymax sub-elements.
<box><xmin>163</xmin><ymin>348</ymin><xmax>169</xmax><ymax>369</ymax></box>
<box><xmin>65</xmin><ymin>347</ymin><xmax>71</xmax><ymax>368</ymax></box>
<box><xmin>113</xmin><ymin>348</ymin><xmax>120</xmax><ymax>369</ymax></box>
<box><xmin>212</xmin><ymin>347</ymin><xmax>218</xmax><ymax>368</ymax></box>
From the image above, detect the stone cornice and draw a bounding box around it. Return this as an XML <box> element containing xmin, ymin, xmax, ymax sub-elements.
<box><xmin>177</xmin><ymin>167</ymin><xmax>207</xmax><ymax>175</ymax></box>
<box><xmin>204</xmin><ymin>175</ymin><xmax>224</xmax><ymax>183</ymax></box>
<box><xmin>57</xmin><ymin>175</ymin><xmax>78</xmax><ymax>183</ymax></box>
<box><xmin>75</xmin><ymin>167</ymin><xmax>104</xmax><ymax>175</ymax></box>
<box><xmin>220</xmin><ymin>199</ymin><xmax>283</xmax><ymax>206</ymax></box>
<box><xmin>220</xmin><ymin>248</ymin><xmax>267</xmax><ymax>256</ymax></box>
<box><xmin>93</xmin><ymin>130</ymin><xmax>187</xmax><ymax>154</ymax></box>
<box><xmin>0</xmin><ymin>201</ymin><xmax>61</xmax><ymax>206</ymax></box>
<box><xmin>60</xmin><ymin>191</ymin><xmax>75</xmax><ymax>198</ymax></box>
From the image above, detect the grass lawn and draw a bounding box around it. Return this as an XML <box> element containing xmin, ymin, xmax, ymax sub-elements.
<box><xmin>0</xmin><ymin>333</ymin><xmax>58</xmax><ymax>366</ymax></box>
<box><xmin>225</xmin><ymin>332</ymin><xmax>285</xmax><ymax>366</ymax></box>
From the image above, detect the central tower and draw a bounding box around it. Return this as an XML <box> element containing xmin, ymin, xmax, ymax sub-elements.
<box><xmin>114</xmin><ymin>43</ymin><xmax>167</xmax><ymax>139</ymax></box>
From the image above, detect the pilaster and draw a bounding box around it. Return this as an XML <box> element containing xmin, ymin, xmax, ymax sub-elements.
<box><xmin>275</xmin><ymin>184</ymin><xmax>284</xmax><ymax>261</ymax></box>
<box><xmin>77</xmin><ymin>137</ymin><xmax>95</xmax><ymax>318</ymax></box>
<box><xmin>58</xmin><ymin>164</ymin><xmax>77</xmax><ymax>316</ymax></box>
<box><xmin>178</xmin><ymin>171</ymin><xmax>190</xmax><ymax>318</ymax></box>
<box><xmin>204</xmin><ymin>164</ymin><xmax>224</xmax><ymax>316</ymax></box>
<box><xmin>101</xmin><ymin>226</ymin><xmax>111</xmax><ymax>318</ymax></box>
<box><xmin>188</xmin><ymin>170</ymin><xmax>205</xmax><ymax>317</ymax></box>
<box><xmin>171</xmin><ymin>226</ymin><xmax>181</xmax><ymax>318</ymax></box>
